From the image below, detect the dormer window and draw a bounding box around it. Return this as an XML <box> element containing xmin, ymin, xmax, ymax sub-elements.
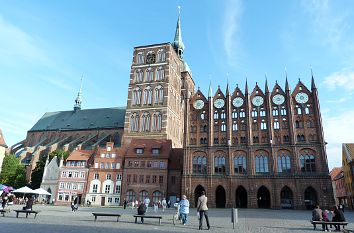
<box><xmin>136</xmin><ymin>148</ymin><xmax>144</xmax><ymax>154</ymax></box>
<box><xmin>107</xmin><ymin>146</ymin><xmax>112</xmax><ymax>151</ymax></box>
<box><xmin>152</xmin><ymin>148</ymin><xmax>160</xmax><ymax>155</ymax></box>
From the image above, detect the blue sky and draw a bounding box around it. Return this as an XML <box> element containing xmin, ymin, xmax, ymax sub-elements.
<box><xmin>1</xmin><ymin>0</ymin><xmax>354</xmax><ymax>169</ymax></box>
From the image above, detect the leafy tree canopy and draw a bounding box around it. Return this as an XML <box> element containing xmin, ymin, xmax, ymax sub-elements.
<box><xmin>0</xmin><ymin>154</ymin><xmax>27</xmax><ymax>188</ymax></box>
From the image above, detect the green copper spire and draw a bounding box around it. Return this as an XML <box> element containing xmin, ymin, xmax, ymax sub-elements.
<box><xmin>208</xmin><ymin>81</ymin><xmax>212</xmax><ymax>98</ymax></box>
<box><xmin>74</xmin><ymin>76</ymin><xmax>83</xmax><ymax>111</ymax></box>
<box><xmin>172</xmin><ymin>6</ymin><xmax>185</xmax><ymax>59</ymax></box>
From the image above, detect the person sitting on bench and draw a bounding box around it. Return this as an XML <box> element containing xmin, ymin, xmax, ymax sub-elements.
<box><xmin>332</xmin><ymin>205</ymin><xmax>346</xmax><ymax>231</ymax></box>
<box><xmin>137</xmin><ymin>202</ymin><xmax>147</xmax><ymax>223</ymax></box>
<box><xmin>23</xmin><ymin>196</ymin><xmax>34</xmax><ymax>211</ymax></box>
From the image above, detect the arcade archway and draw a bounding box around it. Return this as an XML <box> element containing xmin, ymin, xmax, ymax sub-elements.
<box><xmin>257</xmin><ymin>186</ymin><xmax>271</xmax><ymax>208</ymax></box>
<box><xmin>215</xmin><ymin>185</ymin><xmax>226</xmax><ymax>208</ymax></box>
<box><xmin>236</xmin><ymin>186</ymin><xmax>247</xmax><ymax>208</ymax></box>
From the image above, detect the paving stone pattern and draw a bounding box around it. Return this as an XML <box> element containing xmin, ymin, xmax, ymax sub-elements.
<box><xmin>1</xmin><ymin>205</ymin><xmax>353</xmax><ymax>233</ymax></box>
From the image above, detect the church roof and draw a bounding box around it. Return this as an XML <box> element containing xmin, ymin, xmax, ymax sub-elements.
<box><xmin>29</xmin><ymin>107</ymin><xmax>126</xmax><ymax>132</ymax></box>
<box><xmin>0</xmin><ymin>129</ymin><xmax>7</xmax><ymax>147</ymax></box>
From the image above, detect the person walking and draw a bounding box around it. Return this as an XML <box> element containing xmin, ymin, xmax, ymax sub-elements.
<box><xmin>179</xmin><ymin>195</ymin><xmax>190</xmax><ymax>225</ymax></box>
<box><xmin>144</xmin><ymin>197</ymin><xmax>150</xmax><ymax>212</ymax></box>
<box><xmin>162</xmin><ymin>198</ymin><xmax>167</xmax><ymax>212</ymax></box>
<box><xmin>123</xmin><ymin>199</ymin><xmax>127</xmax><ymax>209</ymax></box>
<box><xmin>153</xmin><ymin>202</ymin><xmax>158</xmax><ymax>212</ymax></box>
<box><xmin>197</xmin><ymin>191</ymin><xmax>210</xmax><ymax>230</ymax></box>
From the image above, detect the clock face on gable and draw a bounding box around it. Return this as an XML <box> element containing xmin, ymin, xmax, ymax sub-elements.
<box><xmin>252</xmin><ymin>96</ymin><xmax>264</xmax><ymax>107</ymax></box>
<box><xmin>272</xmin><ymin>94</ymin><xmax>285</xmax><ymax>105</ymax></box>
<box><xmin>295</xmin><ymin>92</ymin><xmax>309</xmax><ymax>104</ymax></box>
<box><xmin>193</xmin><ymin>99</ymin><xmax>204</xmax><ymax>109</ymax></box>
<box><xmin>232</xmin><ymin>97</ymin><xmax>244</xmax><ymax>107</ymax></box>
<box><xmin>214</xmin><ymin>98</ymin><xmax>225</xmax><ymax>108</ymax></box>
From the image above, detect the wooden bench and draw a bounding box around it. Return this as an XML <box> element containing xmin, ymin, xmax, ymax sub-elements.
<box><xmin>92</xmin><ymin>213</ymin><xmax>121</xmax><ymax>222</ymax></box>
<box><xmin>133</xmin><ymin>215</ymin><xmax>162</xmax><ymax>225</ymax></box>
<box><xmin>14</xmin><ymin>210</ymin><xmax>40</xmax><ymax>218</ymax></box>
<box><xmin>0</xmin><ymin>209</ymin><xmax>7</xmax><ymax>217</ymax></box>
<box><xmin>310</xmin><ymin>220</ymin><xmax>348</xmax><ymax>230</ymax></box>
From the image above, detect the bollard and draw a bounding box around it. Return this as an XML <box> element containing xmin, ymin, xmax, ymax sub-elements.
<box><xmin>231</xmin><ymin>208</ymin><xmax>238</xmax><ymax>229</ymax></box>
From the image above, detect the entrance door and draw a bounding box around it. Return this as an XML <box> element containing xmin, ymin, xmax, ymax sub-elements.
<box><xmin>194</xmin><ymin>185</ymin><xmax>205</xmax><ymax>207</ymax></box>
<box><xmin>257</xmin><ymin>186</ymin><xmax>271</xmax><ymax>208</ymax></box>
<box><xmin>236</xmin><ymin>186</ymin><xmax>247</xmax><ymax>208</ymax></box>
<box><xmin>280</xmin><ymin>186</ymin><xmax>293</xmax><ymax>209</ymax></box>
<box><xmin>304</xmin><ymin>187</ymin><xmax>317</xmax><ymax>210</ymax></box>
<box><xmin>215</xmin><ymin>186</ymin><xmax>226</xmax><ymax>208</ymax></box>
<box><xmin>101</xmin><ymin>197</ymin><xmax>106</xmax><ymax>206</ymax></box>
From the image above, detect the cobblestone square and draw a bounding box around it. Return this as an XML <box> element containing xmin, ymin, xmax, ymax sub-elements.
<box><xmin>1</xmin><ymin>205</ymin><xmax>353</xmax><ymax>233</ymax></box>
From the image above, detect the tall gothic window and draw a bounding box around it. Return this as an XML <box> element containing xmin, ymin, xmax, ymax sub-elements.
<box><xmin>300</xmin><ymin>154</ymin><xmax>315</xmax><ymax>172</ymax></box>
<box><xmin>141</xmin><ymin>112</ymin><xmax>151</xmax><ymax>132</ymax></box>
<box><xmin>221</xmin><ymin>123</ymin><xmax>226</xmax><ymax>132</ymax></box>
<box><xmin>255</xmin><ymin>155</ymin><xmax>269</xmax><ymax>174</ymax></box>
<box><xmin>214</xmin><ymin>156</ymin><xmax>226</xmax><ymax>174</ymax></box>
<box><xmin>277</xmin><ymin>154</ymin><xmax>291</xmax><ymax>173</ymax></box>
<box><xmin>214</xmin><ymin>111</ymin><xmax>219</xmax><ymax>119</ymax></box>
<box><xmin>234</xmin><ymin>156</ymin><xmax>246</xmax><ymax>174</ymax></box>
<box><xmin>145</xmin><ymin>68</ymin><xmax>154</xmax><ymax>82</ymax></box>
<box><xmin>232</xmin><ymin>122</ymin><xmax>238</xmax><ymax>131</ymax></box>
<box><xmin>157</xmin><ymin>49</ymin><xmax>166</xmax><ymax>62</ymax></box>
<box><xmin>132</xmin><ymin>87</ymin><xmax>141</xmax><ymax>105</ymax></box>
<box><xmin>240</xmin><ymin>110</ymin><xmax>245</xmax><ymax>118</ymax></box>
<box><xmin>130</xmin><ymin>113</ymin><xmax>139</xmax><ymax>132</ymax></box>
<box><xmin>135</xmin><ymin>69</ymin><xmax>143</xmax><ymax>83</ymax></box>
<box><xmin>152</xmin><ymin>112</ymin><xmax>162</xmax><ymax>131</ymax></box>
<box><xmin>281</xmin><ymin>107</ymin><xmax>287</xmax><ymax>115</ymax></box>
<box><xmin>143</xmin><ymin>86</ymin><xmax>152</xmax><ymax>105</ymax></box>
<box><xmin>232</xmin><ymin>110</ymin><xmax>237</xmax><ymax>118</ymax></box>
<box><xmin>154</xmin><ymin>85</ymin><xmax>164</xmax><ymax>104</ymax></box>
<box><xmin>192</xmin><ymin>156</ymin><xmax>207</xmax><ymax>174</ymax></box>
<box><xmin>137</xmin><ymin>52</ymin><xmax>144</xmax><ymax>64</ymax></box>
<box><xmin>261</xmin><ymin>121</ymin><xmax>267</xmax><ymax>130</ymax></box>
<box><xmin>274</xmin><ymin>120</ymin><xmax>280</xmax><ymax>129</ymax></box>
<box><xmin>156</xmin><ymin>67</ymin><xmax>165</xmax><ymax>81</ymax></box>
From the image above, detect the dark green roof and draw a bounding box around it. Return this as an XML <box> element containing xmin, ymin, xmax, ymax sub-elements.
<box><xmin>29</xmin><ymin>107</ymin><xmax>126</xmax><ymax>132</ymax></box>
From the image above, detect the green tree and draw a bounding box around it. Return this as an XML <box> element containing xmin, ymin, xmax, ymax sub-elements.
<box><xmin>0</xmin><ymin>154</ymin><xmax>27</xmax><ymax>188</ymax></box>
<box><xmin>30</xmin><ymin>155</ymin><xmax>47</xmax><ymax>189</ymax></box>
<box><xmin>48</xmin><ymin>149</ymin><xmax>69</xmax><ymax>162</ymax></box>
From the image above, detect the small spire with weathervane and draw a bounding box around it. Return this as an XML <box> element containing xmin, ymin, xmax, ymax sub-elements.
<box><xmin>74</xmin><ymin>76</ymin><xmax>83</xmax><ymax>112</ymax></box>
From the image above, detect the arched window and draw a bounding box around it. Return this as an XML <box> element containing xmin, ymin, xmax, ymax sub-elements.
<box><xmin>126</xmin><ymin>190</ymin><xmax>136</xmax><ymax>202</ymax></box>
<box><xmin>192</xmin><ymin>156</ymin><xmax>207</xmax><ymax>174</ymax></box>
<box><xmin>139</xmin><ymin>190</ymin><xmax>149</xmax><ymax>202</ymax></box>
<box><xmin>145</xmin><ymin>68</ymin><xmax>154</xmax><ymax>82</ymax></box>
<box><xmin>156</xmin><ymin>67</ymin><xmax>165</xmax><ymax>81</ymax></box>
<box><xmin>240</xmin><ymin>110</ymin><xmax>245</xmax><ymax>118</ymax></box>
<box><xmin>260</xmin><ymin>109</ymin><xmax>266</xmax><ymax>117</ymax></box>
<box><xmin>274</xmin><ymin>120</ymin><xmax>280</xmax><ymax>129</ymax></box>
<box><xmin>281</xmin><ymin>107</ymin><xmax>287</xmax><ymax>116</ymax></box>
<box><xmin>130</xmin><ymin>113</ymin><xmax>139</xmax><ymax>132</ymax></box>
<box><xmin>273</xmin><ymin>108</ymin><xmax>279</xmax><ymax>116</ymax></box>
<box><xmin>154</xmin><ymin>85</ymin><xmax>164</xmax><ymax>104</ymax></box>
<box><xmin>232</xmin><ymin>122</ymin><xmax>238</xmax><ymax>131</ymax></box>
<box><xmin>132</xmin><ymin>87</ymin><xmax>141</xmax><ymax>105</ymax></box>
<box><xmin>234</xmin><ymin>156</ymin><xmax>246</xmax><ymax>174</ymax></box>
<box><xmin>252</xmin><ymin>110</ymin><xmax>258</xmax><ymax>117</ymax></box>
<box><xmin>300</xmin><ymin>154</ymin><xmax>315</xmax><ymax>172</ymax></box>
<box><xmin>137</xmin><ymin>52</ymin><xmax>144</xmax><ymax>64</ymax></box>
<box><xmin>232</xmin><ymin>110</ymin><xmax>237</xmax><ymax>119</ymax></box>
<box><xmin>277</xmin><ymin>154</ymin><xmax>291</xmax><ymax>173</ymax></box>
<box><xmin>152</xmin><ymin>112</ymin><xmax>162</xmax><ymax>131</ymax></box>
<box><xmin>141</xmin><ymin>112</ymin><xmax>151</xmax><ymax>132</ymax></box>
<box><xmin>135</xmin><ymin>69</ymin><xmax>143</xmax><ymax>82</ymax></box>
<box><xmin>297</xmin><ymin>107</ymin><xmax>302</xmax><ymax>115</ymax></box>
<box><xmin>143</xmin><ymin>86</ymin><xmax>152</xmax><ymax>105</ymax></box>
<box><xmin>295</xmin><ymin>120</ymin><xmax>300</xmax><ymax>128</ymax></box>
<box><xmin>255</xmin><ymin>154</ymin><xmax>269</xmax><ymax>174</ymax></box>
<box><xmin>220</xmin><ymin>112</ymin><xmax>226</xmax><ymax>119</ymax></box>
<box><xmin>157</xmin><ymin>49</ymin><xmax>166</xmax><ymax>62</ymax></box>
<box><xmin>214</xmin><ymin>156</ymin><xmax>226</xmax><ymax>174</ymax></box>
<box><xmin>221</xmin><ymin>124</ymin><xmax>226</xmax><ymax>132</ymax></box>
<box><xmin>261</xmin><ymin>121</ymin><xmax>267</xmax><ymax>130</ymax></box>
<box><xmin>214</xmin><ymin>111</ymin><xmax>219</xmax><ymax>119</ymax></box>
<box><xmin>152</xmin><ymin>191</ymin><xmax>163</xmax><ymax>203</ymax></box>
<box><xmin>305</xmin><ymin>107</ymin><xmax>310</xmax><ymax>114</ymax></box>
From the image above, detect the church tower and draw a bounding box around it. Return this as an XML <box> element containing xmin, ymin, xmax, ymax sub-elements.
<box><xmin>123</xmin><ymin>13</ymin><xmax>195</xmax><ymax>148</ymax></box>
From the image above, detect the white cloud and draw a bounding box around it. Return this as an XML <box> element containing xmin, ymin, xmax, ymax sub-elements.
<box><xmin>0</xmin><ymin>15</ymin><xmax>47</xmax><ymax>65</ymax></box>
<box><xmin>40</xmin><ymin>76</ymin><xmax>75</xmax><ymax>92</ymax></box>
<box><xmin>322</xmin><ymin>68</ymin><xmax>354</xmax><ymax>91</ymax></box>
<box><xmin>222</xmin><ymin>0</ymin><xmax>243</xmax><ymax>65</ymax></box>
<box><xmin>323</xmin><ymin>109</ymin><xmax>354</xmax><ymax>169</ymax></box>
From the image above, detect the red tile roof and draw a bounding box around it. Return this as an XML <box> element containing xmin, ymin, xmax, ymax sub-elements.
<box><xmin>125</xmin><ymin>139</ymin><xmax>172</xmax><ymax>158</ymax></box>
<box><xmin>67</xmin><ymin>149</ymin><xmax>92</xmax><ymax>161</ymax></box>
<box><xmin>330</xmin><ymin>167</ymin><xmax>342</xmax><ymax>180</ymax></box>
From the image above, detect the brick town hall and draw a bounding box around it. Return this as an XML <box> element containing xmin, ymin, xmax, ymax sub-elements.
<box><xmin>12</xmin><ymin>15</ymin><xmax>334</xmax><ymax>209</ymax></box>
